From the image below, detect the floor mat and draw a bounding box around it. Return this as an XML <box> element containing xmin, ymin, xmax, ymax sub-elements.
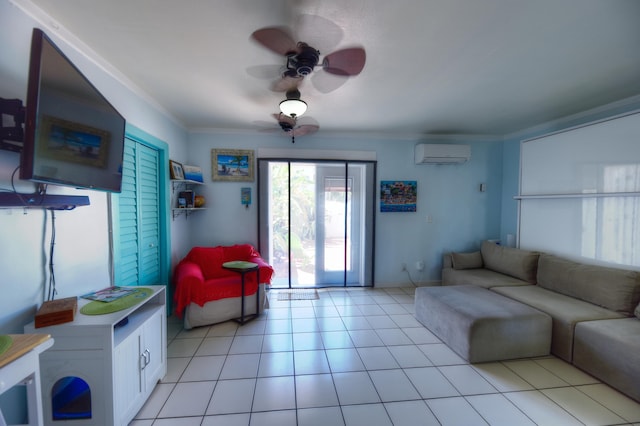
<box><xmin>276</xmin><ymin>289</ymin><xmax>320</xmax><ymax>301</ymax></box>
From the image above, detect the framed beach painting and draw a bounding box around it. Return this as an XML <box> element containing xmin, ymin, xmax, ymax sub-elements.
<box><xmin>211</xmin><ymin>149</ymin><xmax>254</xmax><ymax>182</ymax></box>
<box><xmin>380</xmin><ymin>180</ymin><xmax>417</xmax><ymax>212</ymax></box>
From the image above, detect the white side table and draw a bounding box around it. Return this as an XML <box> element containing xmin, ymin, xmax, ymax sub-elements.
<box><xmin>0</xmin><ymin>334</ymin><xmax>53</xmax><ymax>426</ymax></box>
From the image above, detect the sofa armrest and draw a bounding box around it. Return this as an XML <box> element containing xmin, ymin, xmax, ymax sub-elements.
<box><xmin>173</xmin><ymin>261</ymin><xmax>205</xmax><ymax>317</ymax></box>
<box><xmin>248</xmin><ymin>255</ymin><xmax>275</xmax><ymax>284</ymax></box>
<box><xmin>443</xmin><ymin>253</ymin><xmax>453</xmax><ymax>269</ymax></box>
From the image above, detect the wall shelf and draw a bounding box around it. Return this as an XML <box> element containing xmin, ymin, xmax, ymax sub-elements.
<box><xmin>171</xmin><ymin>207</ymin><xmax>206</xmax><ymax>219</ymax></box>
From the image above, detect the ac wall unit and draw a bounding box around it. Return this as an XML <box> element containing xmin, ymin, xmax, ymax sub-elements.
<box><xmin>415</xmin><ymin>144</ymin><xmax>471</xmax><ymax>164</ymax></box>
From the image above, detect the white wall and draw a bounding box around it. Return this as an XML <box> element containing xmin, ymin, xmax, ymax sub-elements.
<box><xmin>186</xmin><ymin>131</ymin><xmax>504</xmax><ymax>286</ymax></box>
<box><xmin>0</xmin><ymin>0</ymin><xmax>188</xmax><ymax>335</ymax></box>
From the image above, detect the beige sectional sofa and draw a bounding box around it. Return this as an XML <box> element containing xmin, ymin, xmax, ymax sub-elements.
<box><xmin>435</xmin><ymin>241</ymin><xmax>640</xmax><ymax>402</ymax></box>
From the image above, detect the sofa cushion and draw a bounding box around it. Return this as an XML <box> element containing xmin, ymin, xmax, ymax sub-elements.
<box><xmin>492</xmin><ymin>285</ymin><xmax>624</xmax><ymax>362</ymax></box>
<box><xmin>442</xmin><ymin>268</ymin><xmax>531</xmax><ymax>288</ymax></box>
<box><xmin>480</xmin><ymin>241</ymin><xmax>539</xmax><ymax>284</ymax></box>
<box><xmin>537</xmin><ymin>254</ymin><xmax>640</xmax><ymax>316</ymax></box>
<box><xmin>451</xmin><ymin>251</ymin><xmax>483</xmax><ymax>270</ymax></box>
<box><xmin>574</xmin><ymin>318</ymin><xmax>640</xmax><ymax>402</ymax></box>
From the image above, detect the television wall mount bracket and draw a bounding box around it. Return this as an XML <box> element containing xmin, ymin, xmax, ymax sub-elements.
<box><xmin>0</xmin><ymin>97</ymin><xmax>25</xmax><ymax>152</ymax></box>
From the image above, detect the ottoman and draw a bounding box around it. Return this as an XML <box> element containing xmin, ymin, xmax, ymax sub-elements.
<box><xmin>415</xmin><ymin>285</ymin><xmax>551</xmax><ymax>363</ymax></box>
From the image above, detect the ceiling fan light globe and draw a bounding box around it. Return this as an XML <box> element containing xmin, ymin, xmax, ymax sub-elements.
<box><xmin>280</xmin><ymin>99</ymin><xmax>307</xmax><ymax>117</ymax></box>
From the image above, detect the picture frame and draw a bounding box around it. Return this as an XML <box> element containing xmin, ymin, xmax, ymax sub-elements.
<box><xmin>380</xmin><ymin>180</ymin><xmax>417</xmax><ymax>212</ymax></box>
<box><xmin>169</xmin><ymin>159</ymin><xmax>185</xmax><ymax>180</ymax></box>
<box><xmin>38</xmin><ymin>115</ymin><xmax>110</xmax><ymax>168</ymax></box>
<box><xmin>211</xmin><ymin>149</ymin><xmax>254</xmax><ymax>182</ymax></box>
<box><xmin>182</xmin><ymin>164</ymin><xmax>204</xmax><ymax>182</ymax></box>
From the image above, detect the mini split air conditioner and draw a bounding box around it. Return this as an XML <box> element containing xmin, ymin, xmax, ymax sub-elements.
<box><xmin>414</xmin><ymin>144</ymin><xmax>471</xmax><ymax>164</ymax></box>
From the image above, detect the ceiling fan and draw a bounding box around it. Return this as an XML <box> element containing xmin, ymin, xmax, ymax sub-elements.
<box><xmin>258</xmin><ymin>113</ymin><xmax>319</xmax><ymax>144</ymax></box>
<box><xmin>250</xmin><ymin>15</ymin><xmax>366</xmax><ymax>93</ymax></box>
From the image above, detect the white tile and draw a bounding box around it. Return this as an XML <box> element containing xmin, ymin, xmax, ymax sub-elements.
<box><xmin>294</xmin><ymin>349</ymin><xmax>330</xmax><ymax>375</ymax></box>
<box><xmin>202</xmin><ymin>413</ymin><xmax>251</xmax><ymax>426</ymax></box>
<box><xmin>341</xmin><ymin>316</ymin><xmax>373</xmax><ymax>330</ymax></box>
<box><xmin>358</xmin><ymin>305</ymin><xmax>387</xmax><ymax>316</ymax></box>
<box><xmin>335</xmin><ymin>304</ymin><xmax>364</xmax><ymax>317</ymax></box>
<box><xmin>158</xmin><ymin>381</ymin><xmax>216</xmax><ymax>418</ymax></box>
<box><xmin>504</xmin><ymin>390</ymin><xmax>583</xmax><ymax>426</ymax></box>
<box><xmin>313</xmin><ymin>305</ymin><xmax>341</xmax><ymax>318</ymax></box>
<box><xmin>426</xmin><ymin>396</ymin><xmax>489</xmax><ymax>426</ymax></box>
<box><xmin>206</xmin><ymin>378</ymin><xmax>256</xmax><ymax>415</ymax></box>
<box><xmin>252</xmin><ymin>376</ymin><xmax>296</xmax><ymax>412</ymax></box>
<box><xmin>418</xmin><ymin>343</ymin><xmax>466</xmax><ymax>366</ymax></box>
<box><xmin>356</xmin><ymin>346</ymin><xmax>400</xmax><ymax>370</ymax></box>
<box><xmin>161</xmin><ymin>357</ymin><xmax>190</xmax><ymax>383</ymax></box>
<box><xmin>375</xmin><ymin>328</ymin><xmax>413</xmax><ymax>346</ymax></box>
<box><xmin>258</xmin><ymin>351</ymin><xmax>294</xmax><ymax>377</ymax></box>
<box><xmin>341</xmin><ymin>403</ymin><xmax>392</xmax><ymax>426</ymax></box>
<box><xmin>466</xmin><ymin>393</ymin><xmax>536</xmax><ymax>426</ymax></box>
<box><xmin>129</xmin><ymin>420</ymin><xmax>154</xmax><ymax>426</ymax></box>
<box><xmin>292</xmin><ymin>318</ymin><xmax>320</xmax><ymax>333</ymax></box>
<box><xmin>264</xmin><ymin>318</ymin><xmax>292</xmax><ymax>334</ymax></box>
<box><xmin>153</xmin><ymin>417</ymin><xmax>203</xmax><ymax>426</ymax></box>
<box><xmin>577</xmin><ymin>383</ymin><xmax>640</xmax><ymax>423</ymax></box>
<box><xmin>471</xmin><ymin>362</ymin><xmax>534</xmax><ymax>392</ymax></box>
<box><xmin>332</xmin><ymin>371</ymin><xmax>381</xmax><ymax>405</ymax></box>
<box><xmin>369</xmin><ymin>369</ymin><xmax>421</xmax><ymax>402</ymax></box>
<box><xmin>387</xmin><ymin>345</ymin><xmax>433</xmax><ymax>368</ymax></box>
<box><xmin>297</xmin><ymin>406</ymin><xmax>345</xmax><ymax>426</ymax></box>
<box><xmin>348</xmin><ymin>329</ymin><xmax>384</xmax><ymax>347</ymax></box>
<box><xmin>291</xmin><ymin>307</ymin><xmax>316</xmax><ymax>319</ymax></box>
<box><xmin>295</xmin><ymin>373</ymin><xmax>340</xmax><ymax>408</ymax></box>
<box><xmin>384</xmin><ymin>400</ymin><xmax>440</xmax><ymax>426</ymax></box>
<box><xmin>195</xmin><ymin>336</ymin><xmax>233</xmax><ymax>356</ymax></box>
<box><xmin>249</xmin><ymin>409</ymin><xmax>297</xmax><ymax>426</ymax></box>
<box><xmin>206</xmin><ymin>321</ymin><xmax>239</xmax><ymax>337</ymax></box>
<box><xmin>267</xmin><ymin>307</ymin><xmax>292</xmax><ymax>320</ymax></box>
<box><xmin>404</xmin><ymin>367</ymin><xmax>460</xmax><ymax>399</ymax></box>
<box><xmin>167</xmin><ymin>337</ymin><xmax>202</xmax><ymax>358</ymax></box>
<box><xmin>292</xmin><ymin>332</ymin><xmax>325</xmax><ymax>351</ymax></box>
<box><xmin>181</xmin><ymin>355</ymin><xmax>225</xmax><ymax>381</ymax></box>
<box><xmin>229</xmin><ymin>334</ymin><xmax>263</xmax><ymax>354</ymax></box>
<box><xmin>219</xmin><ymin>353</ymin><xmax>260</xmax><ymax>379</ymax></box>
<box><xmin>503</xmin><ymin>359</ymin><xmax>570</xmax><ymax>389</ymax></box>
<box><xmin>235</xmin><ymin>319</ymin><xmax>266</xmax><ymax>335</ymax></box>
<box><xmin>366</xmin><ymin>315</ymin><xmax>399</xmax><ymax>329</ymax></box>
<box><xmin>379</xmin><ymin>303</ymin><xmax>408</xmax><ymax>315</ymax></box>
<box><xmin>321</xmin><ymin>331</ymin><xmax>354</xmax><ymax>349</ymax></box>
<box><xmin>438</xmin><ymin>365</ymin><xmax>497</xmax><ymax>395</ymax></box>
<box><xmin>534</xmin><ymin>357</ymin><xmax>600</xmax><ymax>385</ymax></box>
<box><xmin>317</xmin><ymin>317</ymin><xmax>347</xmax><ymax>332</ymax></box>
<box><xmin>177</xmin><ymin>326</ymin><xmax>210</xmax><ymax>339</ymax></box>
<box><xmin>326</xmin><ymin>348</ymin><xmax>366</xmax><ymax>372</ymax></box>
<box><xmin>261</xmin><ymin>333</ymin><xmax>293</xmax><ymax>352</ymax></box>
<box><xmin>134</xmin><ymin>383</ymin><xmax>174</xmax><ymax>419</ymax></box>
<box><xmin>401</xmin><ymin>326</ymin><xmax>441</xmax><ymax>344</ymax></box>
<box><xmin>541</xmin><ymin>386</ymin><xmax>626</xmax><ymax>425</ymax></box>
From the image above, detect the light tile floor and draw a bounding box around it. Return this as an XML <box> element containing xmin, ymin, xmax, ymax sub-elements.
<box><xmin>130</xmin><ymin>287</ymin><xmax>640</xmax><ymax>426</ymax></box>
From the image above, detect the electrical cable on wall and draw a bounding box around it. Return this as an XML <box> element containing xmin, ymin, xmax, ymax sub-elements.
<box><xmin>46</xmin><ymin>209</ymin><xmax>57</xmax><ymax>301</ymax></box>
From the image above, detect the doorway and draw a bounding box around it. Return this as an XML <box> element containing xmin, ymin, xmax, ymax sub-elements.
<box><xmin>258</xmin><ymin>159</ymin><xmax>375</xmax><ymax>288</ymax></box>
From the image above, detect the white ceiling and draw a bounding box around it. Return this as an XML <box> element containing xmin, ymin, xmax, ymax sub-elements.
<box><xmin>17</xmin><ymin>0</ymin><xmax>640</xmax><ymax>138</ymax></box>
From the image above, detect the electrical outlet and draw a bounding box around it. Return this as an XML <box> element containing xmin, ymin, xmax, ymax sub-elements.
<box><xmin>416</xmin><ymin>261</ymin><xmax>425</xmax><ymax>271</ymax></box>
<box><xmin>401</xmin><ymin>262</ymin><xmax>407</xmax><ymax>271</ymax></box>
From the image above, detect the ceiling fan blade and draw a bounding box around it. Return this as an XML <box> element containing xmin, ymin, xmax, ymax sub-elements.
<box><xmin>271</xmin><ymin>75</ymin><xmax>303</xmax><ymax>92</ymax></box>
<box><xmin>294</xmin><ymin>14</ymin><xmax>343</xmax><ymax>54</ymax></box>
<box><xmin>246</xmin><ymin>64</ymin><xmax>284</xmax><ymax>80</ymax></box>
<box><xmin>323</xmin><ymin>47</ymin><xmax>366</xmax><ymax>76</ymax></box>
<box><xmin>272</xmin><ymin>113</ymin><xmax>296</xmax><ymax>127</ymax></box>
<box><xmin>251</xmin><ymin>27</ymin><xmax>298</xmax><ymax>55</ymax></box>
<box><xmin>293</xmin><ymin>124</ymin><xmax>320</xmax><ymax>137</ymax></box>
<box><xmin>310</xmin><ymin>71</ymin><xmax>348</xmax><ymax>94</ymax></box>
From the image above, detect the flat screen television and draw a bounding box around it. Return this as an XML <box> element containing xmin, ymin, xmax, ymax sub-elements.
<box><xmin>20</xmin><ymin>28</ymin><xmax>125</xmax><ymax>193</ymax></box>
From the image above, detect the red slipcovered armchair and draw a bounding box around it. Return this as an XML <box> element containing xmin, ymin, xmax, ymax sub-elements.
<box><xmin>173</xmin><ymin>244</ymin><xmax>274</xmax><ymax>329</ymax></box>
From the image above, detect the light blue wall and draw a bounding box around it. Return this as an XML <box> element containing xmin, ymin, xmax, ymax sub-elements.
<box><xmin>0</xmin><ymin>2</ymin><xmax>187</xmax><ymax>421</ymax></box>
<box><xmin>186</xmin><ymin>131</ymin><xmax>504</xmax><ymax>285</ymax></box>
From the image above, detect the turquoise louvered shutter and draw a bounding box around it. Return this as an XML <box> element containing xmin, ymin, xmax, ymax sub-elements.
<box><xmin>115</xmin><ymin>138</ymin><xmax>161</xmax><ymax>286</ymax></box>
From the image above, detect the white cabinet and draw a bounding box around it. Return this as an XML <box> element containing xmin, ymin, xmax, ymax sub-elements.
<box><xmin>25</xmin><ymin>286</ymin><xmax>166</xmax><ymax>426</ymax></box>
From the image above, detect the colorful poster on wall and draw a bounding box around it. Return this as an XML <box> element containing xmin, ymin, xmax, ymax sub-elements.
<box><xmin>380</xmin><ymin>180</ymin><xmax>417</xmax><ymax>212</ymax></box>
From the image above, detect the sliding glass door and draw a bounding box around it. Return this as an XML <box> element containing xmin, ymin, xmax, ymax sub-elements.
<box><xmin>258</xmin><ymin>159</ymin><xmax>375</xmax><ymax>288</ymax></box>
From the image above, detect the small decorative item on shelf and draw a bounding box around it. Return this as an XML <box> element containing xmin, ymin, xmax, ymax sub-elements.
<box><xmin>194</xmin><ymin>195</ymin><xmax>205</xmax><ymax>208</ymax></box>
<box><xmin>178</xmin><ymin>190</ymin><xmax>194</xmax><ymax>208</ymax></box>
<box><xmin>183</xmin><ymin>165</ymin><xmax>204</xmax><ymax>182</ymax></box>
